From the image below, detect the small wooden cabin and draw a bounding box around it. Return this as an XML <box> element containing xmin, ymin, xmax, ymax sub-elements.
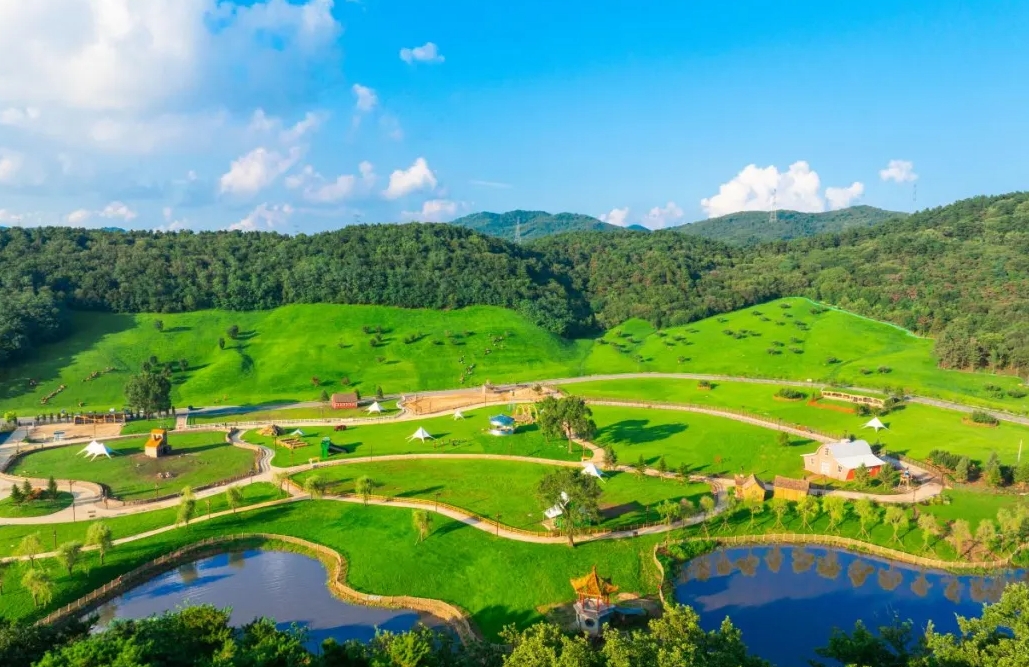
<box><xmin>144</xmin><ymin>429</ymin><xmax>172</xmax><ymax>459</ymax></box>
<box><xmin>734</xmin><ymin>473</ymin><xmax>768</xmax><ymax>503</ymax></box>
<box><xmin>330</xmin><ymin>392</ymin><xmax>359</xmax><ymax>409</ymax></box>
<box><xmin>773</xmin><ymin>475</ymin><xmax>810</xmax><ymax>502</ymax></box>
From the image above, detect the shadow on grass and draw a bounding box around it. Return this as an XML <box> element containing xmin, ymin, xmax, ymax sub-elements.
<box><xmin>597</xmin><ymin>419</ymin><xmax>687</xmax><ymax>444</ymax></box>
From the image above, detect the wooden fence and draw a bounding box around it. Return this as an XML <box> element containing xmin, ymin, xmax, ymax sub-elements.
<box><xmin>36</xmin><ymin>533</ymin><xmax>479</xmax><ymax>645</ymax></box>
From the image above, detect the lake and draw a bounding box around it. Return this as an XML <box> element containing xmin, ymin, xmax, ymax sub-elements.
<box><xmin>675</xmin><ymin>545</ymin><xmax>1025</xmax><ymax>667</ymax></box>
<box><xmin>91</xmin><ymin>549</ymin><xmax>438</xmax><ymax>651</ymax></box>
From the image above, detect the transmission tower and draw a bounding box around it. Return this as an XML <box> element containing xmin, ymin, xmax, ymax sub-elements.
<box><xmin>768</xmin><ymin>189</ymin><xmax>778</xmax><ymax>225</ymax></box>
<box><xmin>514</xmin><ymin>216</ymin><xmax>522</xmax><ymax>245</ymax></box>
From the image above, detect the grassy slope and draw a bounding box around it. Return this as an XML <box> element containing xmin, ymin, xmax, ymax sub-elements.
<box><xmin>244</xmin><ymin>409</ymin><xmax>582</xmax><ymax>468</ymax></box>
<box><xmin>188</xmin><ymin>401</ymin><xmax>399</xmax><ymax>425</ymax></box>
<box><xmin>577</xmin><ymin>380</ymin><xmax>1029</xmax><ymax>466</ymax></box>
<box><xmin>592</xmin><ymin>405</ymin><xmax>816</xmax><ymax>478</ymax></box>
<box><xmin>293</xmin><ymin>458</ymin><xmax>711</xmax><ymax>531</ymax></box>
<box><xmin>0</xmin><ymin>500</ymin><xmax>662</xmax><ymax>638</ymax></box>
<box><xmin>8</xmin><ymin>433</ymin><xmax>255</xmax><ymax>501</ymax></box>
<box><xmin>0</xmin><ymin>492</ymin><xmax>73</xmax><ymax>518</ymax></box>
<box><xmin>0</xmin><ymin>304</ymin><xmax>591</xmax><ymax>413</ymax></box>
<box><xmin>582</xmin><ymin>297</ymin><xmax>1029</xmax><ymax>411</ymax></box>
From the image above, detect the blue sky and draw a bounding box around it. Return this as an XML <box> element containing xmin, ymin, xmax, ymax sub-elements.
<box><xmin>1</xmin><ymin>0</ymin><xmax>1027</xmax><ymax>232</ymax></box>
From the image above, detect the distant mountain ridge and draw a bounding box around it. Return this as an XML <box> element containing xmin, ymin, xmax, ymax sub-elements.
<box><xmin>447</xmin><ymin>210</ymin><xmax>629</xmax><ymax>241</ymax></box>
<box><xmin>674</xmin><ymin>205</ymin><xmax>904</xmax><ymax>245</ymax></box>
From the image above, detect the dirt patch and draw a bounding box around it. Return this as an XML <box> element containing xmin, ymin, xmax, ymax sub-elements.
<box><xmin>806</xmin><ymin>399</ymin><xmax>857</xmax><ymax>415</ymax></box>
<box><xmin>29</xmin><ymin>422</ymin><xmax>122</xmax><ymax>441</ymax></box>
<box><xmin>404</xmin><ymin>385</ymin><xmax>556</xmax><ymax>415</ymax></box>
<box><xmin>961</xmin><ymin>418</ymin><xmax>999</xmax><ymax>428</ymax></box>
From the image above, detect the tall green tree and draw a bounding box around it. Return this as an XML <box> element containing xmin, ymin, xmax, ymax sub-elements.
<box><xmin>412</xmin><ymin>510</ymin><xmax>432</xmax><ymax>543</ymax></box>
<box><xmin>85</xmin><ymin>523</ymin><xmax>113</xmax><ymax>565</ymax></box>
<box><xmin>20</xmin><ymin>568</ymin><xmax>53</xmax><ymax>609</ymax></box>
<box><xmin>536</xmin><ymin>467</ymin><xmax>602</xmax><ymax>546</ymax></box>
<box><xmin>124</xmin><ymin>371</ymin><xmax>171</xmax><ymax>418</ymax></box>
<box><xmin>56</xmin><ymin>542</ymin><xmax>83</xmax><ymax>576</ymax></box>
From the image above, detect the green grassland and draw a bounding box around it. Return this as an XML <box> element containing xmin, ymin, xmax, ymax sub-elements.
<box><xmin>0</xmin><ymin>482</ymin><xmax>286</xmax><ymax>558</ymax></box>
<box><xmin>577</xmin><ymin>379</ymin><xmax>1029</xmax><ymax>466</ymax></box>
<box><xmin>293</xmin><ymin>458</ymin><xmax>711</xmax><ymax>531</ymax></box>
<box><xmin>7</xmin><ymin>433</ymin><xmax>256</xmax><ymax>501</ymax></box>
<box><xmin>0</xmin><ymin>500</ymin><xmax>663</xmax><ymax>638</ymax></box>
<box><xmin>581</xmin><ymin>297</ymin><xmax>1029</xmax><ymax>411</ymax></box>
<box><xmin>187</xmin><ymin>400</ymin><xmax>399</xmax><ymax>425</ymax></box>
<box><xmin>119</xmin><ymin>417</ymin><xmax>178</xmax><ymax>435</ymax></box>
<box><xmin>244</xmin><ymin>410</ymin><xmax>582</xmax><ymax>468</ymax></box>
<box><xmin>591</xmin><ymin>405</ymin><xmax>817</xmax><ymax>479</ymax></box>
<box><xmin>0</xmin><ymin>304</ymin><xmax>591</xmax><ymax>414</ymax></box>
<box><xmin>0</xmin><ymin>491</ymin><xmax>73</xmax><ymax>518</ymax></box>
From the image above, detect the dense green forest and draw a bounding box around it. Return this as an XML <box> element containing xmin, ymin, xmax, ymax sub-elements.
<box><xmin>3</xmin><ymin>192</ymin><xmax>1029</xmax><ymax>375</ymax></box>
<box><xmin>448</xmin><ymin>209</ymin><xmax>624</xmax><ymax>241</ymax></box>
<box><xmin>675</xmin><ymin>205</ymin><xmax>902</xmax><ymax>245</ymax></box>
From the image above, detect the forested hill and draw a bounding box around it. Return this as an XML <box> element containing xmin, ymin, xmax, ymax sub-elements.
<box><xmin>448</xmin><ymin>210</ymin><xmax>626</xmax><ymax>241</ymax></box>
<box><xmin>675</xmin><ymin>205</ymin><xmax>902</xmax><ymax>245</ymax></box>
<box><xmin>4</xmin><ymin>192</ymin><xmax>1029</xmax><ymax>375</ymax></box>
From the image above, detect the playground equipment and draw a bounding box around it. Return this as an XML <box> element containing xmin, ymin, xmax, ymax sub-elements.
<box><xmin>320</xmin><ymin>436</ymin><xmax>349</xmax><ymax>459</ymax></box>
<box><xmin>488</xmin><ymin>414</ymin><xmax>516</xmax><ymax>436</ymax></box>
<box><xmin>513</xmin><ymin>403</ymin><xmax>538</xmax><ymax>424</ymax></box>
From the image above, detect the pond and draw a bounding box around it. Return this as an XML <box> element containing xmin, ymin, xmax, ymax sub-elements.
<box><xmin>91</xmin><ymin>549</ymin><xmax>439</xmax><ymax>651</ymax></box>
<box><xmin>675</xmin><ymin>545</ymin><xmax>1025</xmax><ymax>667</ymax></box>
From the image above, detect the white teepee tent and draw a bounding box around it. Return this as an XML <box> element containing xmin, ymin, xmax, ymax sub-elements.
<box><xmin>366</xmin><ymin>401</ymin><xmax>384</xmax><ymax>414</ymax></box>
<box><xmin>407</xmin><ymin>427</ymin><xmax>434</xmax><ymax>441</ymax></box>
<box><xmin>291</xmin><ymin>429</ymin><xmax>306</xmax><ymax>437</ymax></box>
<box><xmin>453</xmin><ymin>410</ymin><xmax>465</xmax><ymax>420</ymax></box>
<box><xmin>79</xmin><ymin>440</ymin><xmax>113</xmax><ymax>461</ymax></box>
<box><xmin>581</xmin><ymin>462</ymin><xmax>606</xmax><ymax>480</ymax></box>
<box><xmin>862</xmin><ymin>417</ymin><xmax>888</xmax><ymax>432</ymax></box>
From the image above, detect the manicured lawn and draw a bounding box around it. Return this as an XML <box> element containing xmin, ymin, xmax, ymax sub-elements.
<box><xmin>7</xmin><ymin>433</ymin><xmax>257</xmax><ymax>501</ymax></box>
<box><xmin>575</xmin><ymin>379</ymin><xmax>1029</xmax><ymax>466</ymax></box>
<box><xmin>581</xmin><ymin>297</ymin><xmax>1029</xmax><ymax>412</ymax></box>
<box><xmin>590</xmin><ymin>404</ymin><xmax>817</xmax><ymax>479</ymax></box>
<box><xmin>120</xmin><ymin>417</ymin><xmax>178</xmax><ymax>435</ymax></box>
<box><xmin>0</xmin><ymin>482</ymin><xmax>286</xmax><ymax>558</ymax></box>
<box><xmin>188</xmin><ymin>400</ymin><xmax>399</xmax><ymax>425</ymax></box>
<box><xmin>0</xmin><ymin>304</ymin><xmax>592</xmax><ymax>414</ymax></box>
<box><xmin>0</xmin><ymin>500</ymin><xmax>663</xmax><ymax>639</ymax></box>
<box><xmin>293</xmin><ymin>458</ymin><xmax>711</xmax><ymax>531</ymax></box>
<box><xmin>244</xmin><ymin>409</ymin><xmax>581</xmax><ymax>468</ymax></box>
<box><xmin>0</xmin><ymin>492</ymin><xmax>73</xmax><ymax>518</ymax></box>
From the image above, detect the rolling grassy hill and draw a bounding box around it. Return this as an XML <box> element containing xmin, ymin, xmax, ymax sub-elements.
<box><xmin>448</xmin><ymin>210</ymin><xmax>627</xmax><ymax>241</ymax></box>
<box><xmin>0</xmin><ymin>304</ymin><xmax>592</xmax><ymax>413</ymax></box>
<box><xmin>674</xmin><ymin>205</ymin><xmax>902</xmax><ymax>245</ymax></box>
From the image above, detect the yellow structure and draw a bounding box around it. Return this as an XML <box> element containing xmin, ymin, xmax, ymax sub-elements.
<box><xmin>571</xmin><ymin>566</ymin><xmax>619</xmax><ymax>605</ymax></box>
<box><xmin>734</xmin><ymin>473</ymin><xmax>768</xmax><ymax>503</ymax></box>
<box><xmin>773</xmin><ymin>475</ymin><xmax>810</xmax><ymax>501</ymax></box>
<box><xmin>144</xmin><ymin>429</ymin><xmax>172</xmax><ymax>459</ymax></box>
<box><xmin>258</xmin><ymin>424</ymin><xmax>281</xmax><ymax>437</ymax></box>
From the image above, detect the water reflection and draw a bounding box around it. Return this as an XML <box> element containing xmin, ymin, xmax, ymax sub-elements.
<box><xmin>676</xmin><ymin>546</ymin><xmax>1024</xmax><ymax>667</ymax></box>
<box><xmin>91</xmin><ymin>550</ymin><xmax>435</xmax><ymax>651</ymax></box>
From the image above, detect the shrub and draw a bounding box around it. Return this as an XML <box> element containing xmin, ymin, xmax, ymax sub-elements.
<box><xmin>970</xmin><ymin>410</ymin><xmax>999</xmax><ymax>425</ymax></box>
<box><xmin>779</xmin><ymin>302</ymin><xmax>791</xmax><ymax>309</ymax></box>
<box><xmin>860</xmin><ymin>368</ymin><xmax>873</xmax><ymax>375</ymax></box>
<box><xmin>1007</xmin><ymin>388</ymin><xmax>1027</xmax><ymax>398</ymax></box>
<box><xmin>877</xmin><ymin>366</ymin><xmax>892</xmax><ymax>374</ymax></box>
<box><xmin>826</xmin><ymin>356</ymin><xmax>840</xmax><ymax>365</ymax></box>
<box><xmin>766</xmin><ymin>348</ymin><xmax>783</xmax><ymax>356</ymax></box>
<box><xmin>771</xmin><ymin>340</ymin><xmax>785</xmax><ymax>347</ymax></box>
<box><xmin>775</xmin><ymin>387</ymin><xmax>806</xmax><ymax>400</ymax></box>
<box><xmin>750</xmin><ymin>310</ymin><xmax>763</xmax><ymax>317</ymax></box>
<box><xmin>927</xmin><ymin>449</ymin><xmax>963</xmax><ymax>471</ymax></box>
<box><xmin>789</xmin><ymin>337</ymin><xmax>803</xmax><ymax>344</ymax></box>
<box><xmin>697</xmin><ymin>380</ymin><xmax>712</xmax><ymax>389</ymax></box>
<box><xmin>789</xmin><ymin>347</ymin><xmax>804</xmax><ymax>354</ymax></box>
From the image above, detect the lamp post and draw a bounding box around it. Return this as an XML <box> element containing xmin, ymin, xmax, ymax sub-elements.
<box><xmin>435</xmin><ymin>492</ymin><xmax>441</xmax><ymax>512</ymax></box>
<box><xmin>52</xmin><ymin>529</ymin><xmax>57</xmax><ymax>549</ymax></box>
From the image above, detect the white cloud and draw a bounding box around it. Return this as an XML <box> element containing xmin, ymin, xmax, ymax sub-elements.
<box><xmin>0</xmin><ymin>150</ymin><xmax>25</xmax><ymax>184</ymax></box>
<box><xmin>400</xmin><ymin>42</ymin><xmax>444</xmax><ymax>65</ymax></box>
<box><xmin>641</xmin><ymin>201</ymin><xmax>685</xmax><ymax>229</ymax></box>
<box><xmin>879</xmin><ymin>159</ymin><xmax>918</xmax><ymax>183</ymax></box>
<box><xmin>100</xmin><ymin>201</ymin><xmax>137</xmax><ymax>221</ymax></box>
<box><xmin>247</xmin><ymin>109</ymin><xmax>325</xmax><ymax>144</ymax></box>
<box><xmin>229</xmin><ymin>202</ymin><xmax>293</xmax><ymax>231</ymax></box>
<box><xmin>0</xmin><ymin>106</ymin><xmax>40</xmax><ymax>126</ymax></box>
<box><xmin>470</xmin><ymin>179</ymin><xmax>512</xmax><ymax>189</ymax></box>
<box><xmin>402</xmin><ymin>198</ymin><xmax>462</xmax><ymax>222</ymax></box>
<box><xmin>66</xmin><ymin>208</ymin><xmax>92</xmax><ymax>224</ymax></box>
<box><xmin>701</xmin><ymin>161</ymin><xmax>826</xmax><ymax>218</ymax></box>
<box><xmin>287</xmin><ymin>160</ymin><xmax>377</xmax><ymax>203</ymax></box>
<box><xmin>825</xmin><ymin>182</ymin><xmax>865</xmax><ymax>210</ymax></box>
<box><xmin>383</xmin><ymin>157</ymin><xmax>437</xmax><ymax>199</ymax></box>
<box><xmin>0</xmin><ymin>209</ymin><xmax>25</xmax><ymax>224</ymax></box>
<box><xmin>280</xmin><ymin>111</ymin><xmax>324</xmax><ymax>144</ymax></box>
<box><xmin>599</xmin><ymin>207</ymin><xmax>630</xmax><ymax>227</ymax></box>
<box><xmin>219</xmin><ymin>146</ymin><xmax>302</xmax><ymax>196</ymax></box>
<box><xmin>352</xmin><ymin>84</ymin><xmax>378</xmax><ymax>113</ymax></box>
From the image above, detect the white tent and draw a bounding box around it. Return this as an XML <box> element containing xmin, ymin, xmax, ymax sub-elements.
<box><xmin>544</xmin><ymin>491</ymin><xmax>571</xmax><ymax>519</ymax></box>
<box><xmin>581</xmin><ymin>462</ymin><xmax>606</xmax><ymax>480</ymax></box>
<box><xmin>366</xmin><ymin>401</ymin><xmax>384</xmax><ymax>414</ymax></box>
<box><xmin>862</xmin><ymin>417</ymin><xmax>888</xmax><ymax>432</ymax></box>
<box><xmin>291</xmin><ymin>429</ymin><xmax>306</xmax><ymax>437</ymax></box>
<box><xmin>78</xmin><ymin>440</ymin><xmax>113</xmax><ymax>461</ymax></box>
<box><xmin>407</xmin><ymin>427</ymin><xmax>434</xmax><ymax>441</ymax></box>
<box><xmin>453</xmin><ymin>410</ymin><xmax>465</xmax><ymax>420</ymax></box>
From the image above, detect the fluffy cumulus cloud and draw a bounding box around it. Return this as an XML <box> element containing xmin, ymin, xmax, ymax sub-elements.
<box><xmin>403</xmin><ymin>199</ymin><xmax>463</xmax><ymax>222</ymax></box>
<box><xmin>400</xmin><ymin>42</ymin><xmax>444</xmax><ymax>65</ymax></box>
<box><xmin>700</xmin><ymin>161</ymin><xmax>864</xmax><ymax>218</ymax></box>
<box><xmin>219</xmin><ymin>146</ymin><xmax>302</xmax><ymax>196</ymax></box>
<box><xmin>825</xmin><ymin>182</ymin><xmax>865</xmax><ymax>210</ymax></box>
<box><xmin>0</xmin><ymin>208</ymin><xmax>24</xmax><ymax>224</ymax></box>
<box><xmin>352</xmin><ymin>84</ymin><xmax>378</xmax><ymax>113</ymax></box>
<box><xmin>286</xmin><ymin>161</ymin><xmax>377</xmax><ymax>203</ymax></box>
<box><xmin>880</xmin><ymin>159</ymin><xmax>918</xmax><ymax>183</ymax></box>
<box><xmin>229</xmin><ymin>202</ymin><xmax>294</xmax><ymax>231</ymax></box>
<box><xmin>599</xmin><ymin>207</ymin><xmax>630</xmax><ymax>227</ymax></box>
<box><xmin>641</xmin><ymin>201</ymin><xmax>685</xmax><ymax>229</ymax></box>
<box><xmin>383</xmin><ymin>157</ymin><xmax>438</xmax><ymax>199</ymax></box>
<box><xmin>0</xmin><ymin>106</ymin><xmax>41</xmax><ymax>127</ymax></box>
<box><xmin>64</xmin><ymin>200</ymin><xmax>138</xmax><ymax>224</ymax></box>
<box><xmin>66</xmin><ymin>208</ymin><xmax>92</xmax><ymax>224</ymax></box>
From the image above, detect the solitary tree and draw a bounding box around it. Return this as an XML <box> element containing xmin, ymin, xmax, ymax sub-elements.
<box><xmin>699</xmin><ymin>495</ymin><xmax>717</xmax><ymax>538</ymax></box>
<box><xmin>8</xmin><ymin>483</ymin><xmax>24</xmax><ymax>505</ymax></box>
<box><xmin>218</xmin><ymin>337</ymin><xmax>226</xmax><ymax>350</ymax></box>
<box><xmin>21</xmin><ymin>479</ymin><xmax>32</xmax><ymax>499</ymax></box>
<box><xmin>86</xmin><ymin>522</ymin><xmax>113</xmax><ymax>565</ymax></box>
<box><xmin>536</xmin><ymin>467</ymin><xmax>602</xmax><ymax>546</ymax></box>
<box><xmin>747</xmin><ymin>501</ymin><xmax>764</xmax><ymax>529</ymax></box>
<box><xmin>823</xmin><ymin>496</ymin><xmax>848</xmax><ymax>534</ymax></box>
<box><xmin>884</xmin><ymin>506</ymin><xmax>909</xmax><ymax>544</ymax></box>
<box><xmin>355</xmin><ymin>476</ymin><xmax>375</xmax><ymax>504</ymax></box>
<box><xmin>949</xmin><ymin>519</ymin><xmax>973</xmax><ymax>557</ymax></box>
<box><xmin>226</xmin><ymin>486</ymin><xmax>243</xmax><ymax>514</ymax></box>
<box><xmin>855</xmin><ymin>499</ymin><xmax>880</xmax><ymax>538</ymax></box>
<box><xmin>878</xmin><ymin>464</ymin><xmax>899</xmax><ymax>489</ymax></box>
<box><xmin>634</xmin><ymin>455</ymin><xmax>647</xmax><ymax>479</ymax></box>
<box><xmin>21</xmin><ymin>568</ymin><xmax>53</xmax><ymax>608</ymax></box>
<box><xmin>798</xmin><ymin>496</ymin><xmax>821</xmax><ymax>529</ymax></box>
<box><xmin>47</xmin><ymin>475</ymin><xmax>59</xmax><ymax>501</ymax></box>
<box><xmin>955</xmin><ymin>456</ymin><xmax>971</xmax><ymax>483</ymax></box>
<box><xmin>720</xmin><ymin>494</ymin><xmax>739</xmax><ymax>532</ymax></box>
<box><xmin>319</xmin><ymin>389</ymin><xmax>330</xmax><ymax>402</ymax></box>
<box><xmin>273</xmin><ymin>471</ymin><xmax>291</xmax><ymax>492</ymax></box>
<box><xmin>180</xmin><ymin>358</ymin><xmax>189</xmax><ymax>372</ymax></box>
<box><xmin>677</xmin><ymin>463</ymin><xmax>690</xmax><ymax>485</ymax></box>
<box><xmin>124</xmin><ymin>371</ymin><xmax>172</xmax><ymax>418</ymax></box>
<box><xmin>304</xmin><ymin>475</ymin><xmax>326</xmax><ymax>499</ymax></box>
<box><xmin>657</xmin><ymin>456</ymin><xmax>669</xmax><ymax>478</ymax></box>
<box><xmin>154</xmin><ymin>320</ymin><xmax>164</xmax><ymax>332</ymax></box>
<box><xmin>853</xmin><ymin>464</ymin><xmax>871</xmax><ymax>488</ymax></box>
<box><xmin>603</xmin><ymin>446</ymin><xmax>618</xmax><ymax>468</ymax></box>
<box><xmin>777</xmin><ymin>431</ymin><xmax>791</xmax><ymax>448</ymax></box>
<box><xmin>976</xmin><ymin>519</ymin><xmax>999</xmax><ymax>555</ymax></box>
<box><xmin>918</xmin><ymin>513</ymin><xmax>941</xmax><ymax>554</ymax></box>
<box><xmin>177</xmin><ymin>487</ymin><xmax>197</xmax><ymax>527</ymax></box>
<box><xmin>656</xmin><ymin>501</ymin><xmax>682</xmax><ymax>543</ymax></box>
<box><xmin>770</xmin><ymin>498</ymin><xmax>790</xmax><ymax>529</ymax></box>
<box><xmin>56</xmin><ymin>541</ymin><xmax>83</xmax><ymax>576</ymax></box>
<box><xmin>536</xmin><ymin>395</ymin><xmax>597</xmax><ymax>453</ymax></box>
<box><xmin>227</xmin><ymin>324</ymin><xmax>240</xmax><ymax>340</ymax></box>
<box><xmin>376</xmin><ymin>386</ymin><xmax>384</xmax><ymax>400</ymax></box>
<box><xmin>413</xmin><ymin>510</ymin><xmax>432</xmax><ymax>543</ymax></box>
<box><xmin>16</xmin><ymin>533</ymin><xmax>44</xmax><ymax>566</ymax></box>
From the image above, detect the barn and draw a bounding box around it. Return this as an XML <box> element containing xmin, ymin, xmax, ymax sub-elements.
<box><xmin>330</xmin><ymin>392</ymin><xmax>359</xmax><ymax>409</ymax></box>
<box><xmin>802</xmin><ymin>439</ymin><xmax>886</xmax><ymax>481</ymax></box>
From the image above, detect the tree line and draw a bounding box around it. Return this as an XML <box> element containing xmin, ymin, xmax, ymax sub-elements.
<box><xmin>4</xmin><ymin>191</ymin><xmax>1029</xmax><ymax>374</ymax></box>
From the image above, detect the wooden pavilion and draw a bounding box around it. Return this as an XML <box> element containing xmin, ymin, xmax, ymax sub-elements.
<box><xmin>571</xmin><ymin>566</ymin><xmax>619</xmax><ymax>606</ymax></box>
<box><xmin>571</xmin><ymin>566</ymin><xmax>620</xmax><ymax>636</ymax></box>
